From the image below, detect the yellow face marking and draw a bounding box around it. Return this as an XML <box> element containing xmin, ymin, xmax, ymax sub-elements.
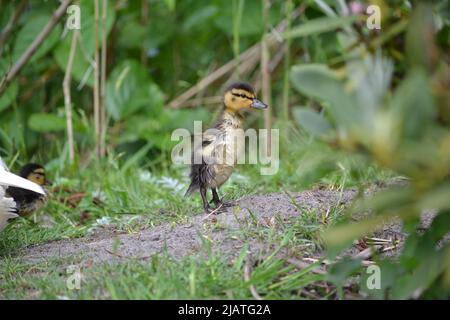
<box><xmin>27</xmin><ymin>170</ymin><xmax>46</xmax><ymax>186</ymax></box>
<box><xmin>224</xmin><ymin>89</ymin><xmax>256</xmax><ymax>112</ymax></box>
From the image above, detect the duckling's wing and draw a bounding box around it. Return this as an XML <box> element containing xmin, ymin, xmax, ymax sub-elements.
<box><xmin>0</xmin><ymin>169</ymin><xmax>45</xmax><ymax>195</ymax></box>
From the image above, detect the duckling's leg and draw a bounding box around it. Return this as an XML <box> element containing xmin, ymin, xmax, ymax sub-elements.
<box><xmin>211</xmin><ymin>188</ymin><xmax>234</xmax><ymax>208</ymax></box>
<box><xmin>200</xmin><ymin>187</ymin><xmax>212</xmax><ymax>213</ymax></box>
<box><xmin>211</xmin><ymin>188</ymin><xmax>221</xmax><ymax>207</ymax></box>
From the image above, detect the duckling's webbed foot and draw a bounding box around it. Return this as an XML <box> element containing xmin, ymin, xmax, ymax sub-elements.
<box><xmin>211</xmin><ymin>188</ymin><xmax>235</xmax><ymax>210</ymax></box>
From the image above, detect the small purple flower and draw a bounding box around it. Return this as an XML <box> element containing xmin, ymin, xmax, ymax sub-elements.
<box><xmin>349</xmin><ymin>1</ymin><xmax>366</xmax><ymax>15</ymax></box>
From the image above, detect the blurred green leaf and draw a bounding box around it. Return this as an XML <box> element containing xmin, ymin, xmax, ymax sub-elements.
<box><xmin>390</xmin><ymin>70</ymin><xmax>436</xmax><ymax>140</ymax></box>
<box><xmin>405</xmin><ymin>3</ymin><xmax>436</xmax><ymax>70</ymax></box>
<box><xmin>290</xmin><ymin>64</ymin><xmax>359</xmax><ymax>128</ymax></box>
<box><xmin>163</xmin><ymin>0</ymin><xmax>176</xmax><ymax>11</ymax></box>
<box><xmin>28</xmin><ymin>113</ymin><xmax>66</xmax><ymax>132</ymax></box>
<box><xmin>293</xmin><ymin>106</ymin><xmax>332</xmax><ymax>136</ymax></box>
<box><xmin>182</xmin><ymin>5</ymin><xmax>218</xmax><ymax>31</ymax></box>
<box><xmin>285</xmin><ymin>16</ymin><xmax>359</xmax><ymax>39</ymax></box>
<box><xmin>13</xmin><ymin>12</ymin><xmax>61</xmax><ymax>63</ymax></box>
<box><xmin>0</xmin><ymin>80</ymin><xmax>18</xmax><ymax>113</ymax></box>
<box><xmin>106</xmin><ymin>60</ymin><xmax>164</xmax><ymax>121</ymax></box>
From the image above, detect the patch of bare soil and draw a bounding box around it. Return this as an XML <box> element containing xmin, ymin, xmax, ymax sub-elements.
<box><xmin>19</xmin><ymin>186</ymin><xmax>438</xmax><ymax>266</ymax></box>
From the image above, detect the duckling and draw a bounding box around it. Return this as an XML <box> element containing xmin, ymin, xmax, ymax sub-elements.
<box><xmin>6</xmin><ymin>163</ymin><xmax>49</xmax><ymax>217</ymax></box>
<box><xmin>0</xmin><ymin>158</ymin><xmax>45</xmax><ymax>231</ymax></box>
<box><xmin>185</xmin><ymin>82</ymin><xmax>268</xmax><ymax>213</ymax></box>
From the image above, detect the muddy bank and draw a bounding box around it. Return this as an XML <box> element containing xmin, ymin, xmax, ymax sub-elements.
<box><xmin>18</xmin><ymin>182</ymin><xmax>444</xmax><ymax>267</ymax></box>
<box><xmin>21</xmin><ymin>189</ymin><xmax>363</xmax><ymax>265</ymax></box>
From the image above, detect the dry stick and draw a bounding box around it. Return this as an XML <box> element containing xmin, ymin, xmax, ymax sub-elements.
<box><xmin>0</xmin><ymin>0</ymin><xmax>27</xmax><ymax>56</ymax></box>
<box><xmin>0</xmin><ymin>0</ymin><xmax>72</xmax><ymax>96</ymax></box>
<box><xmin>244</xmin><ymin>262</ymin><xmax>263</xmax><ymax>300</ymax></box>
<box><xmin>172</xmin><ymin>96</ymin><xmax>223</xmax><ymax>109</ymax></box>
<box><xmin>253</xmin><ymin>41</ymin><xmax>285</xmax><ymax>92</ymax></box>
<box><xmin>63</xmin><ymin>30</ymin><xmax>78</xmax><ymax>163</ymax></box>
<box><xmin>166</xmin><ymin>6</ymin><xmax>304</xmax><ymax>109</ymax></box>
<box><xmin>93</xmin><ymin>0</ymin><xmax>101</xmax><ymax>157</ymax></box>
<box><xmin>167</xmin><ymin>44</ymin><xmax>260</xmax><ymax>109</ymax></box>
<box><xmin>287</xmin><ymin>258</ymin><xmax>327</xmax><ymax>275</ymax></box>
<box><xmin>99</xmin><ymin>0</ymin><xmax>108</xmax><ymax>157</ymax></box>
<box><xmin>261</xmin><ymin>0</ymin><xmax>272</xmax><ymax>155</ymax></box>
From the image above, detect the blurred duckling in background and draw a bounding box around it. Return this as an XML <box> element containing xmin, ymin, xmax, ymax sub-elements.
<box><xmin>185</xmin><ymin>82</ymin><xmax>268</xmax><ymax>213</ymax></box>
<box><xmin>6</xmin><ymin>163</ymin><xmax>49</xmax><ymax>217</ymax></box>
<box><xmin>0</xmin><ymin>158</ymin><xmax>46</xmax><ymax>231</ymax></box>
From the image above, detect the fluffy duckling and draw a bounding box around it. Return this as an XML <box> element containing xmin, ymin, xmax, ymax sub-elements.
<box><xmin>6</xmin><ymin>163</ymin><xmax>49</xmax><ymax>217</ymax></box>
<box><xmin>0</xmin><ymin>158</ymin><xmax>45</xmax><ymax>231</ymax></box>
<box><xmin>185</xmin><ymin>82</ymin><xmax>268</xmax><ymax>213</ymax></box>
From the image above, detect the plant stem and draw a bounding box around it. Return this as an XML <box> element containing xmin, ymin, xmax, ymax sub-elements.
<box><xmin>100</xmin><ymin>0</ymin><xmax>108</xmax><ymax>157</ymax></box>
<box><xmin>63</xmin><ymin>30</ymin><xmax>78</xmax><ymax>163</ymax></box>
<box><xmin>261</xmin><ymin>0</ymin><xmax>272</xmax><ymax>154</ymax></box>
<box><xmin>232</xmin><ymin>0</ymin><xmax>245</xmax><ymax>78</ymax></box>
<box><xmin>93</xmin><ymin>0</ymin><xmax>101</xmax><ymax>157</ymax></box>
<box><xmin>282</xmin><ymin>0</ymin><xmax>293</xmax><ymax>127</ymax></box>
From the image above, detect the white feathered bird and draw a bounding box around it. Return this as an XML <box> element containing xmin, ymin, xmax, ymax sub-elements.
<box><xmin>0</xmin><ymin>157</ymin><xmax>45</xmax><ymax>232</ymax></box>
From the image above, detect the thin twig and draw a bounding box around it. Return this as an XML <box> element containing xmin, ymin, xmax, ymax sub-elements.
<box><xmin>287</xmin><ymin>258</ymin><xmax>327</xmax><ymax>275</ymax></box>
<box><xmin>0</xmin><ymin>0</ymin><xmax>72</xmax><ymax>96</ymax></box>
<box><xmin>244</xmin><ymin>261</ymin><xmax>263</xmax><ymax>300</ymax></box>
<box><xmin>63</xmin><ymin>30</ymin><xmax>78</xmax><ymax>163</ymax></box>
<box><xmin>166</xmin><ymin>6</ymin><xmax>304</xmax><ymax>109</ymax></box>
<box><xmin>172</xmin><ymin>96</ymin><xmax>222</xmax><ymax>109</ymax></box>
<box><xmin>202</xmin><ymin>202</ymin><xmax>224</xmax><ymax>221</ymax></box>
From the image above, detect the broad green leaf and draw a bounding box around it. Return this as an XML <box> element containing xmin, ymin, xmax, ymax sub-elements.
<box><xmin>106</xmin><ymin>60</ymin><xmax>164</xmax><ymax>121</ymax></box>
<box><xmin>182</xmin><ymin>6</ymin><xmax>218</xmax><ymax>31</ymax></box>
<box><xmin>0</xmin><ymin>80</ymin><xmax>18</xmax><ymax>113</ymax></box>
<box><xmin>290</xmin><ymin>64</ymin><xmax>358</xmax><ymax>128</ymax></box>
<box><xmin>406</xmin><ymin>3</ymin><xmax>435</xmax><ymax>69</ymax></box>
<box><xmin>285</xmin><ymin>16</ymin><xmax>360</xmax><ymax>39</ymax></box>
<box><xmin>28</xmin><ymin>113</ymin><xmax>66</xmax><ymax>132</ymax></box>
<box><xmin>418</xmin><ymin>184</ymin><xmax>450</xmax><ymax>212</ymax></box>
<box><xmin>292</xmin><ymin>106</ymin><xmax>332</xmax><ymax>136</ymax></box>
<box><xmin>13</xmin><ymin>12</ymin><xmax>61</xmax><ymax>63</ymax></box>
<box><xmin>390</xmin><ymin>69</ymin><xmax>436</xmax><ymax>139</ymax></box>
<box><xmin>0</xmin><ymin>61</ymin><xmax>19</xmax><ymax>113</ymax></box>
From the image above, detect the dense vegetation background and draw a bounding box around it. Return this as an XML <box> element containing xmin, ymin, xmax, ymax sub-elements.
<box><xmin>0</xmin><ymin>0</ymin><xmax>449</xmax><ymax>299</ymax></box>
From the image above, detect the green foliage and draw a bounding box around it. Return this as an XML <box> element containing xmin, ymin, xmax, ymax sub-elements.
<box><xmin>106</xmin><ymin>60</ymin><xmax>164</xmax><ymax>121</ymax></box>
<box><xmin>1</xmin><ymin>0</ymin><xmax>449</xmax><ymax>300</ymax></box>
<box><xmin>291</xmin><ymin>2</ymin><xmax>450</xmax><ymax>299</ymax></box>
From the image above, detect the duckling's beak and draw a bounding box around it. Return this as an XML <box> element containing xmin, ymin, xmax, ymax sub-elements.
<box><xmin>251</xmin><ymin>99</ymin><xmax>268</xmax><ymax>110</ymax></box>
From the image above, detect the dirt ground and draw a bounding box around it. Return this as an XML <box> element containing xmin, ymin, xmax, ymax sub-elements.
<box><xmin>19</xmin><ymin>186</ymin><xmax>429</xmax><ymax>267</ymax></box>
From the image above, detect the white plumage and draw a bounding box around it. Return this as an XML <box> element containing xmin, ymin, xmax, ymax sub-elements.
<box><xmin>0</xmin><ymin>157</ymin><xmax>45</xmax><ymax>232</ymax></box>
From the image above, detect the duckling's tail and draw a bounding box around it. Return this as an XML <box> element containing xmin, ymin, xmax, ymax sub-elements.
<box><xmin>184</xmin><ymin>181</ymin><xmax>199</xmax><ymax>197</ymax></box>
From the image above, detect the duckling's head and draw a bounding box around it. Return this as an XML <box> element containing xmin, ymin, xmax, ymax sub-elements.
<box><xmin>223</xmin><ymin>82</ymin><xmax>268</xmax><ymax>113</ymax></box>
<box><xmin>19</xmin><ymin>163</ymin><xmax>47</xmax><ymax>186</ymax></box>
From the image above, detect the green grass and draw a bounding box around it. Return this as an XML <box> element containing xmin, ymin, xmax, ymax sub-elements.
<box><xmin>0</xmin><ymin>137</ymin><xmax>392</xmax><ymax>299</ymax></box>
